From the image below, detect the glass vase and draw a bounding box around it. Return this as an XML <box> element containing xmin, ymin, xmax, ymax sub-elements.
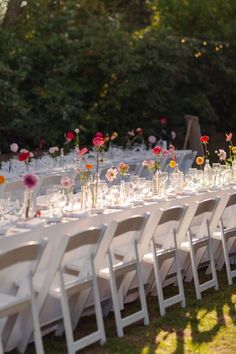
<box><xmin>22</xmin><ymin>189</ymin><xmax>33</xmax><ymax>219</ymax></box>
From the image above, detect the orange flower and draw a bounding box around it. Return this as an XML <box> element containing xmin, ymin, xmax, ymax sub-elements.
<box><xmin>85</xmin><ymin>164</ymin><xmax>93</xmax><ymax>170</ymax></box>
<box><xmin>169</xmin><ymin>160</ymin><xmax>176</xmax><ymax>168</ymax></box>
<box><xmin>232</xmin><ymin>146</ymin><xmax>236</xmax><ymax>154</ymax></box>
<box><xmin>196</xmin><ymin>156</ymin><xmax>204</xmax><ymax>165</ymax></box>
<box><xmin>0</xmin><ymin>175</ymin><xmax>6</xmax><ymax>184</ymax></box>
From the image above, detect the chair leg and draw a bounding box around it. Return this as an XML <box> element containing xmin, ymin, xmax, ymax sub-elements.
<box><xmin>208</xmin><ymin>238</ymin><xmax>219</xmax><ymax>291</ymax></box>
<box><xmin>0</xmin><ymin>337</ymin><xmax>4</xmax><ymax>354</ymax></box>
<box><xmin>221</xmin><ymin>235</ymin><xmax>233</xmax><ymax>285</ymax></box>
<box><xmin>134</xmin><ymin>241</ymin><xmax>149</xmax><ymax>325</ymax></box>
<box><xmin>189</xmin><ymin>242</ymin><xmax>201</xmax><ymax>300</ymax></box>
<box><xmin>153</xmin><ymin>253</ymin><xmax>166</xmax><ymax>316</ymax></box>
<box><xmin>175</xmin><ymin>252</ymin><xmax>186</xmax><ymax>308</ymax></box>
<box><xmin>108</xmin><ymin>251</ymin><xmax>124</xmax><ymax>337</ymax></box>
<box><xmin>91</xmin><ymin>260</ymin><xmax>106</xmax><ymax>345</ymax></box>
<box><xmin>58</xmin><ymin>270</ymin><xmax>76</xmax><ymax>354</ymax></box>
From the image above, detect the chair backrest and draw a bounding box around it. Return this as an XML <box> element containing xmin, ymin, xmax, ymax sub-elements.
<box><xmin>38</xmin><ymin>175</ymin><xmax>63</xmax><ymax>195</ymax></box>
<box><xmin>0</xmin><ymin>238</ymin><xmax>47</xmax><ymax>274</ymax></box>
<box><xmin>226</xmin><ymin>193</ymin><xmax>236</xmax><ymax>208</ymax></box>
<box><xmin>113</xmin><ymin>214</ymin><xmax>148</xmax><ymax>238</ymax></box>
<box><xmin>64</xmin><ymin>225</ymin><xmax>107</xmax><ymax>277</ymax></box>
<box><xmin>179</xmin><ymin>151</ymin><xmax>197</xmax><ymax>173</ymax></box>
<box><xmin>151</xmin><ymin>205</ymin><xmax>188</xmax><ymax>248</ymax></box>
<box><xmin>195</xmin><ymin>198</ymin><xmax>219</xmax><ymax>217</ymax></box>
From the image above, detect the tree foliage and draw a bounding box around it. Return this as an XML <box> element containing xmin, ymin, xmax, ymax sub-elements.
<box><xmin>0</xmin><ymin>0</ymin><xmax>236</xmax><ymax>151</ymax></box>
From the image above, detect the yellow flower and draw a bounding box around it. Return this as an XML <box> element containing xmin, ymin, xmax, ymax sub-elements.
<box><xmin>232</xmin><ymin>146</ymin><xmax>236</xmax><ymax>154</ymax></box>
<box><xmin>169</xmin><ymin>160</ymin><xmax>176</xmax><ymax>168</ymax></box>
<box><xmin>0</xmin><ymin>175</ymin><xmax>6</xmax><ymax>184</ymax></box>
<box><xmin>196</xmin><ymin>156</ymin><xmax>204</xmax><ymax>165</ymax></box>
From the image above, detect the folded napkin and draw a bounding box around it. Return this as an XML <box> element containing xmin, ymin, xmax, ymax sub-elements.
<box><xmin>17</xmin><ymin>218</ymin><xmax>46</xmax><ymax>229</ymax></box>
<box><xmin>63</xmin><ymin>210</ymin><xmax>90</xmax><ymax>218</ymax></box>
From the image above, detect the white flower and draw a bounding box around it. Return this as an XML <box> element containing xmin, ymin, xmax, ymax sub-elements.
<box><xmin>75</xmin><ymin>128</ymin><xmax>80</xmax><ymax>134</ymax></box>
<box><xmin>10</xmin><ymin>143</ymin><xmax>19</xmax><ymax>153</ymax></box>
<box><xmin>105</xmin><ymin>168</ymin><xmax>118</xmax><ymax>182</ymax></box>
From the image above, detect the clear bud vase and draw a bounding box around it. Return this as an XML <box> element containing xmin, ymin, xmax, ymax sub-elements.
<box><xmin>81</xmin><ymin>185</ymin><xmax>88</xmax><ymax>210</ymax></box>
<box><xmin>22</xmin><ymin>189</ymin><xmax>33</xmax><ymax>219</ymax></box>
<box><xmin>203</xmin><ymin>159</ymin><xmax>212</xmax><ymax>187</ymax></box>
<box><xmin>171</xmin><ymin>164</ymin><xmax>184</xmax><ymax>192</ymax></box>
<box><xmin>152</xmin><ymin>169</ymin><xmax>162</xmax><ymax>195</ymax></box>
<box><xmin>231</xmin><ymin>160</ymin><xmax>236</xmax><ymax>182</ymax></box>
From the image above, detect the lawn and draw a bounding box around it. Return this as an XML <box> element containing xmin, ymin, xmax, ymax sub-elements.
<box><xmin>10</xmin><ymin>268</ymin><xmax>236</xmax><ymax>354</ymax></box>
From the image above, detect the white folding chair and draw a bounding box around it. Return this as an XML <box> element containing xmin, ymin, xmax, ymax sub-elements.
<box><xmin>37</xmin><ymin>175</ymin><xmax>63</xmax><ymax>195</ymax></box>
<box><xmin>212</xmin><ymin>193</ymin><xmax>236</xmax><ymax>285</ymax></box>
<box><xmin>1</xmin><ymin>180</ymin><xmax>25</xmax><ymax>201</ymax></box>
<box><xmin>180</xmin><ymin>198</ymin><xmax>220</xmax><ymax>299</ymax></box>
<box><xmin>98</xmin><ymin>213</ymin><xmax>150</xmax><ymax>337</ymax></box>
<box><xmin>35</xmin><ymin>225</ymin><xmax>107</xmax><ymax>354</ymax></box>
<box><xmin>142</xmin><ymin>206</ymin><xmax>187</xmax><ymax>316</ymax></box>
<box><xmin>0</xmin><ymin>238</ymin><xmax>47</xmax><ymax>354</ymax></box>
<box><xmin>178</xmin><ymin>151</ymin><xmax>197</xmax><ymax>173</ymax></box>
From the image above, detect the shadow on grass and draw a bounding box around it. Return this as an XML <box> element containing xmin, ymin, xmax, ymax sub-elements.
<box><xmin>8</xmin><ymin>268</ymin><xmax>236</xmax><ymax>354</ymax></box>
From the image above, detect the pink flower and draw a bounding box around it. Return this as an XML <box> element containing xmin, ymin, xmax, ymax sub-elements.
<box><xmin>152</xmin><ymin>146</ymin><xmax>162</xmax><ymax>155</ymax></box>
<box><xmin>61</xmin><ymin>176</ymin><xmax>74</xmax><ymax>189</ymax></box>
<box><xmin>142</xmin><ymin>160</ymin><xmax>155</xmax><ymax>169</ymax></box>
<box><xmin>23</xmin><ymin>173</ymin><xmax>39</xmax><ymax>189</ymax></box>
<box><xmin>226</xmin><ymin>132</ymin><xmax>232</xmax><ymax>142</ymax></box>
<box><xmin>163</xmin><ymin>149</ymin><xmax>169</xmax><ymax>157</ymax></box>
<box><xmin>10</xmin><ymin>143</ymin><xmax>18</xmax><ymax>153</ymax></box>
<box><xmin>136</xmin><ymin>127</ymin><xmax>143</xmax><ymax>135</ymax></box>
<box><xmin>95</xmin><ymin>132</ymin><xmax>103</xmax><ymax>138</ymax></box>
<box><xmin>92</xmin><ymin>136</ymin><xmax>105</xmax><ymax>147</ymax></box>
<box><xmin>105</xmin><ymin>168</ymin><xmax>118</xmax><ymax>182</ymax></box>
<box><xmin>160</xmin><ymin>116</ymin><xmax>168</xmax><ymax>125</ymax></box>
<box><xmin>76</xmin><ymin>147</ymin><xmax>88</xmax><ymax>156</ymax></box>
<box><xmin>117</xmin><ymin>162</ymin><xmax>129</xmax><ymax>175</ymax></box>
<box><xmin>217</xmin><ymin>149</ymin><xmax>227</xmax><ymax>161</ymax></box>
<box><xmin>148</xmin><ymin>135</ymin><xmax>157</xmax><ymax>144</ymax></box>
<box><xmin>74</xmin><ymin>128</ymin><xmax>80</xmax><ymax>134</ymax></box>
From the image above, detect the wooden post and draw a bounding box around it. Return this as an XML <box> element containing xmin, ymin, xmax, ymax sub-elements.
<box><xmin>183</xmin><ymin>115</ymin><xmax>204</xmax><ymax>156</ymax></box>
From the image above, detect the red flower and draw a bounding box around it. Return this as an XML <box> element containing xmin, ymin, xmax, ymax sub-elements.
<box><xmin>95</xmin><ymin>132</ymin><xmax>103</xmax><ymax>138</ymax></box>
<box><xmin>18</xmin><ymin>151</ymin><xmax>30</xmax><ymax>161</ymax></box>
<box><xmin>92</xmin><ymin>136</ymin><xmax>105</xmax><ymax>147</ymax></box>
<box><xmin>152</xmin><ymin>146</ymin><xmax>162</xmax><ymax>155</ymax></box>
<box><xmin>66</xmin><ymin>131</ymin><xmax>75</xmax><ymax>141</ymax></box>
<box><xmin>160</xmin><ymin>116</ymin><xmax>168</xmax><ymax>125</ymax></box>
<box><xmin>200</xmin><ymin>135</ymin><xmax>209</xmax><ymax>143</ymax></box>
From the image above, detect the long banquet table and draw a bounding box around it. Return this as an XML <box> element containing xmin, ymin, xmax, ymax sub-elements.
<box><xmin>0</xmin><ymin>186</ymin><xmax>234</xmax><ymax>351</ymax></box>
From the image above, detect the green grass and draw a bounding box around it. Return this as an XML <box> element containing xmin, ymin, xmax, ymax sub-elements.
<box><xmin>10</xmin><ymin>268</ymin><xmax>236</xmax><ymax>354</ymax></box>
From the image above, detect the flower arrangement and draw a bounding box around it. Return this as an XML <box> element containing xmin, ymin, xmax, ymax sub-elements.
<box><xmin>126</xmin><ymin>127</ymin><xmax>144</xmax><ymax>148</ymax></box>
<box><xmin>117</xmin><ymin>162</ymin><xmax>129</xmax><ymax>175</ymax></box>
<box><xmin>49</xmin><ymin>146</ymin><xmax>60</xmax><ymax>159</ymax></box>
<box><xmin>92</xmin><ymin>132</ymin><xmax>105</xmax><ymax>176</ymax></box>
<box><xmin>105</xmin><ymin>168</ymin><xmax>118</xmax><ymax>182</ymax></box>
<box><xmin>225</xmin><ymin>132</ymin><xmax>236</xmax><ymax>164</ymax></box>
<box><xmin>151</xmin><ymin>145</ymin><xmax>169</xmax><ymax>171</ymax></box>
<box><xmin>18</xmin><ymin>149</ymin><xmax>33</xmax><ymax>171</ymax></box>
<box><xmin>61</xmin><ymin>176</ymin><xmax>74</xmax><ymax>190</ymax></box>
<box><xmin>200</xmin><ymin>135</ymin><xmax>210</xmax><ymax>159</ymax></box>
<box><xmin>79</xmin><ymin>163</ymin><xmax>94</xmax><ymax>186</ymax></box>
<box><xmin>23</xmin><ymin>173</ymin><xmax>39</xmax><ymax>189</ymax></box>
<box><xmin>23</xmin><ymin>173</ymin><xmax>39</xmax><ymax>219</ymax></box>
<box><xmin>74</xmin><ymin>128</ymin><xmax>80</xmax><ymax>147</ymax></box>
<box><xmin>215</xmin><ymin>149</ymin><xmax>227</xmax><ymax>163</ymax></box>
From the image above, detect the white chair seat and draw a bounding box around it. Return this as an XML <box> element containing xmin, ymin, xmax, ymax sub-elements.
<box><xmin>0</xmin><ymin>293</ymin><xmax>30</xmax><ymax>315</ymax></box>
<box><xmin>180</xmin><ymin>237</ymin><xmax>208</xmax><ymax>251</ymax></box>
<box><xmin>143</xmin><ymin>248</ymin><xmax>176</xmax><ymax>264</ymax></box>
<box><xmin>99</xmin><ymin>259</ymin><xmax>137</xmax><ymax>279</ymax></box>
